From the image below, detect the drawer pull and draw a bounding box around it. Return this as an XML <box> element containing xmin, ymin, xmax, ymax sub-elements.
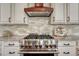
<box><xmin>9</xmin><ymin>52</ymin><xmax>15</xmax><ymax>54</ymax></box>
<box><xmin>63</xmin><ymin>52</ymin><xmax>70</xmax><ymax>54</ymax></box>
<box><xmin>8</xmin><ymin>44</ymin><xmax>14</xmax><ymax>46</ymax></box>
<box><xmin>8</xmin><ymin>17</ymin><xmax>11</xmax><ymax>23</ymax></box>
<box><xmin>66</xmin><ymin>16</ymin><xmax>70</xmax><ymax>22</ymax></box>
<box><xmin>64</xmin><ymin>43</ymin><xmax>70</xmax><ymax>46</ymax></box>
<box><xmin>23</xmin><ymin>17</ymin><xmax>26</xmax><ymax>23</ymax></box>
<box><xmin>53</xmin><ymin>17</ymin><xmax>55</xmax><ymax>22</ymax></box>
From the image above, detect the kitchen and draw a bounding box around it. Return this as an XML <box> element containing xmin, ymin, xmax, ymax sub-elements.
<box><xmin>0</xmin><ymin>3</ymin><xmax>79</xmax><ymax>56</ymax></box>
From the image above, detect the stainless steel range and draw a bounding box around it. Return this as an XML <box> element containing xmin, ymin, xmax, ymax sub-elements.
<box><xmin>19</xmin><ymin>34</ymin><xmax>58</xmax><ymax>56</ymax></box>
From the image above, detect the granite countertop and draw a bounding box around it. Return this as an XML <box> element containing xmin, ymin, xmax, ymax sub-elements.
<box><xmin>0</xmin><ymin>35</ymin><xmax>79</xmax><ymax>41</ymax></box>
<box><xmin>58</xmin><ymin>35</ymin><xmax>79</xmax><ymax>41</ymax></box>
<box><xmin>0</xmin><ymin>35</ymin><xmax>25</xmax><ymax>41</ymax></box>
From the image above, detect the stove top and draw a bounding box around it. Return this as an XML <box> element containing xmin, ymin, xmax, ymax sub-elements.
<box><xmin>24</xmin><ymin>34</ymin><xmax>54</xmax><ymax>39</ymax></box>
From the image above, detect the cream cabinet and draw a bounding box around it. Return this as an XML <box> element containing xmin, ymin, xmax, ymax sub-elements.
<box><xmin>58</xmin><ymin>47</ymin><xmax>76</xmax><ymax>56</ymax></box>
<box><xmin>50</xmin><ymin>3</ymin><xmax>66</xmax><ymax>24</ymax></box>
<box><xmin>28</xmin><ymin>3</ymin><xmax>34</xmax><ymax>7</ymax></box>
<box><xmin>0</xmin><ymin>3</ymin><xmax>28</xmax><ymax>25</ymax></box>
<box><xmin>76</xmin><ymin>41</ymin><xmax>79</xmax><ymax>56</ymax></box>
<box><xmin>0</xmin><ymin>3</ymin><xmax>12</xmax><ymax>24</ymax></box>
<box><xmin>44</xmin><ymin>3</ymin><xmax>50</xmax><ymax>7</ymax></box>
<box><xmin>2</xmin><ymin>41</ymin><xmax>20</xmax><ymax>56</ymax></box>
<box><xmin>58</xmin><ymin>41</ymin><xmax>76</xmax><ymax>56</ymax></box>
<box><xmin>12</xmin><ymin>3</ymin><xmax>28</xmax><ymax>24</ymax></box>
<box><xmin>66</xmin><ymin>3</ymin><xmax>79</xmax><ymax>24</ymax></box>
<box><xmin>3</xmin><ymin>47</ymin><xmax>19</xmax><ymax>56</ymax></box>
<box><xmin>0</xmin><ymin>41</ymin><xmax>3</xmax><ymax>56</ymax></box>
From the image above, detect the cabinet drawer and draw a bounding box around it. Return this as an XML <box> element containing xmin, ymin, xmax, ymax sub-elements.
<box><xmin>0</xmin><ymin>53</ymin><xmax>1</xmax><ymax>56</ymax></box>
<box><xmin>77</xmin><ymin>54</ymin><xmax>79</xmax><ymax>56</ymax></box>
<box><xmin>3</xmin><ymin>47</ymin><xmax>19</xmax><ymax>56</ymax></box>
<box><xmin>58</xmin><ymin>41</ymin><xmax>76</xmax><ymax>47</ymax></box>
<box><xmin>0</xmin><ymin>41</ymin><xmax>2</xmax><ymax>46</ymax></box>
<box><xmin>77</xmin><ymin>41</ymin><xmax>79</xmax><ymax>46</ymax></box>
<box><xmin>0</xmin><ymin>48</ymin><xmax>1</xmax><ymax>52</ymax></box>
<box><xmin>58</xmin><ymin>47</ymin><xmax>76</xmax><ymax>56</ymax></box>
<box><xmin>4</xmin><ymin>41</ymin><xmax>19</xmax><ymax>47</ymax></box>
<box><xmin>76</xmin><ymin>48</ymin><xmax>79</xmax><ymax>56</ymax></box>
<box><xmin>0</xmin><ymin>48</ymin><xmax>2</xmax><ymax>56</ymax></box>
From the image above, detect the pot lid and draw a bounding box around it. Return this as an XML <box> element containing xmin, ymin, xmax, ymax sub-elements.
<box><xmin>24</xmin><ymin>3</ymin><xmax>54</xmax><ymax>17</ymax></box>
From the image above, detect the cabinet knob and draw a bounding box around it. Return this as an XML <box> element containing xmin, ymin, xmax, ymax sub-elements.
<box><xmin>8</xmin><ymin>17</ymin><xmax>11</xmax><ymax>23</ymax></box>
<box><xmin>8</xmin><ymin>43</ymin><xmax>14</xmax><ymax>46</ymax></box>
<box><xmin>64</xmin><ymin>43</ymin><xmax>70</xmax><ymax>46</ymax></box>
<box><xmin>63</xmin><ymin>52</ymin><xmax>70</xmax><ymax>54</ymax></box>
<box><xmin>66</xmin><ymin>16</ymin><xmax>70</xmax><ymax>22</ymax></box>
<box><xmin>9</xmin><ymin>52</ymin><xmax>15</xmax><ymax>54</ymax></box>
<box><xmin>53</xmin><ymin>17</ymin><xmax>55</xmax><ymax>22</ymax></box>
<box><xmin>23</xmin><ymin>17</ymin><xmax>26</xmax><ymax>23</ymax></box>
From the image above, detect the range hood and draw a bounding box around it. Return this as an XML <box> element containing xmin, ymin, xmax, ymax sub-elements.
<box><xmin>24</xmin><ymin>3</ymin><xmax>54</xmax><ymax>17</ymax></box>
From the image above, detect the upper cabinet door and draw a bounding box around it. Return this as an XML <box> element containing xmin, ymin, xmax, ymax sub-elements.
<box><xmin>28</xmin><ymin>3</ymin><xmax>34</xmax><ymax>7</ymax></box>
<box><xmin>44</xmin><ymin>3</ymin><xmax>50</xmax><ymax>7</ymax></box>
<box><xmin>50</xmin><ymin>3</ymin><xmax>66</xmax><ymax>24</ymax></box>
<box><xmin>14</xmin><ymin>3</ymin><xmax>28</xmax><ymax>24</ymax></box>
<box><xmin>0</xmin><ymin>3</ymin><xmax>11</xmax><ymax>24</ymax></box>
<box><xmin>67</xmin><ymin>3</ymin><xmax>79</xmax><ymax>24</ymax></box>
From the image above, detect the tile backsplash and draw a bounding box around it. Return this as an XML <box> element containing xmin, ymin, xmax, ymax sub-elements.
<box><xmin>0</xmin><ymin>17</ymin><xmax>79</xmax><ymax>36</ymax></box>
